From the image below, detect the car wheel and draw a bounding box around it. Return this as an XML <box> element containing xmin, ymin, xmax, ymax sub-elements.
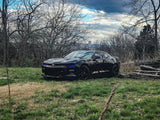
<box><xmin>110</xmin><ymin>64</ymin><xmax>119</xmax><ymax>76</ymax></box>
<box><xmin>78</xmin><ymin>65</ymin><xmax>91</xmax><ymax>80</ymax></box>
<box><xmin>43</xmin><ymin>75</ymin><xmax>50</xmax><ymax>80</ymax></box>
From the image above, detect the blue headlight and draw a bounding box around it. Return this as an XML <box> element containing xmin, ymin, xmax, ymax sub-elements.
<box><xmin>43</xmin><ymin>63</ymin><xmax>47</xmax><ymax>66</ymax></box>
<box><xmin>67</xmin><ymin>64</ymin><xmax>76</xmax><ymax>67</ymax></box>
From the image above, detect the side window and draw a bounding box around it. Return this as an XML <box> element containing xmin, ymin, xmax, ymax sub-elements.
<box><xmin>94</xmin><ymin>53</ymin><xmax>102</xmax><ymax>59</ymax></box>
<box><xmin>104</xmin><ymin>53</ymin><xmax>111</xmax><ymax>61</ymax></box>
<box><xmin>104</xmin><ymin>53</ymin><xmax>109</xmax><ymax>59</ymax></box>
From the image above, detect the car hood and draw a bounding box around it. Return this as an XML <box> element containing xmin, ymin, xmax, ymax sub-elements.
<box><xmin>44</xmin><ymin>58</ymin><xmax>81</xmax><ymax>64</ymax></box>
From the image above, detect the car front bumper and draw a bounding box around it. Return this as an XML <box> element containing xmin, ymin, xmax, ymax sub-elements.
<box><xmin>42</xmin><ymin>65</ymin><xmax>79</xmax><ymax>78</ymax></box>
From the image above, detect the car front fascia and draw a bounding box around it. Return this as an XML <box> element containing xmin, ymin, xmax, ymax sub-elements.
<box><xmin>42</xmin><ymin>62</ymin><xmax>81</xmax><ymax>78</ymax></box>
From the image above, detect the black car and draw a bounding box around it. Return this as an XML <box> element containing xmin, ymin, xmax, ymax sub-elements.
<box><xmin>42</xmin><ymin>50</ymin><xmax>120</xmax><ymax>79</ymax></box>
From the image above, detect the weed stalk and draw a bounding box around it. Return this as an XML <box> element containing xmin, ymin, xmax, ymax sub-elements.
<box><xmin>98</xmin><ymin>85</ymin><xmax>117</xmax><ymax>120</ymax></box>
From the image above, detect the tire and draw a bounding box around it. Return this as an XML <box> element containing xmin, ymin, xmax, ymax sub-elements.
<box><xmin>43</xmin><ymin>76</ymin><xmax>49</xmax><ymax>80</ymax></box>
<box><xmin>78</xmin><ymin>65</ymin><xmax>91</xmax><ymax>80</ymax></box>
<box><xmin>110</xmin><ymin>64</ymin><xmax>119</xmax><ymax>76</ymax></box>
<box><xmin>43</xmin><ymin>74</ymin><xmax>50</xmax><ymax>80</ymax></box>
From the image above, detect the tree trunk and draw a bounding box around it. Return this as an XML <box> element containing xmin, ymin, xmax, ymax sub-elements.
<box><xmin>154</xmin><ymin>17</ymin><xmax>158</xmax><ymax>51</ymax></box>
<box><xmin>2</xmin><ymin>0</ymin><xmax>9</xmax><ymax>66</ymax></box>
<box><xmin>2</xmin><ymin>0</ymin><xmax>11</xmax><ymax>101</ymax></box>
<box><xmin>151</xmin><ymin>0</ymin><xmax>158</xmax><ymax>51</ymax></box>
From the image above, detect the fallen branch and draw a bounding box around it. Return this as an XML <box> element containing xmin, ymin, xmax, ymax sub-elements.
<box><xmin>98</xmin><ymin>86</ymin><xmax>117</xmax><ymax>120</ymax></box>
<box><xmin>140</xmin><ymin>65</ymin><xmax>160</xmax><ymax>71</ymax></box>
<box><xmin>135</xmin><ymin>70</ymin><xmax>160</xmax><ymax>73</ymax></box>
<box><xmin>135</xmin><ymin>59</ymin><xmax>160</xmax><ymax>68</ymax></box>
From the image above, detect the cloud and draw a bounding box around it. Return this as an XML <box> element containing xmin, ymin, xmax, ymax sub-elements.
<box><xmin>80</xmin><ymin>7</ymin><xmax>141</xmax><ymax>42</ymax></box>
<box><xmin>71</xmin><ymin>0</ymin><xmax>126</xmax><ymax>13</ymax></box>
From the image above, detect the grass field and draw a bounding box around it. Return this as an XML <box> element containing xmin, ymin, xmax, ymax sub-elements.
<box><xmin>0</xmin><ymin>67</ymin><xmax>160</xmax><ymax>120</ymax></box>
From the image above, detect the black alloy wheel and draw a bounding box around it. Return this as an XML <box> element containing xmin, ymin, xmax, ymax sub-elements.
<box><xmin>79</xmin><ymin>65</ymin><xmax>90</xmax><ymax>80</ymax></box>
<box><xmin>111</xmin><ymin>64</ymin><xmax>119</xmax><ymax>76</ymax></box>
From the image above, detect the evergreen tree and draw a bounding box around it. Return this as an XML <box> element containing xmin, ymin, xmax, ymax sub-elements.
<box><xmin>135</xmin><ymin>24</ymin><xmax>155</xmax><ymax>59</ymax></box>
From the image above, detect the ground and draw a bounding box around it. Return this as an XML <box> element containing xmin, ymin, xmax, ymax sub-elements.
<box><xmin>0</xmin><ymin>67</ymin><xmax>160</xmax><ymax>120</ymax></box>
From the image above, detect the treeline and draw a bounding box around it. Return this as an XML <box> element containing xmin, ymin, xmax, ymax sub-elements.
<box><xmin>96</xmin><ymin>0</ymin><xmax>160</xmax><ymax>62</ymax></box>
<box><xmin>0</xmin><ymin>0</ymin><xmax>86</xmax><ymax>67</ymax></box>
<box><xmin>95</xmin><ymin>33</ymin><xmax>135</xmax><ymax>62</ymax></box>
<box><xmin>95</xmin><ymin>24</ymin><xmax>157</xmax><ymax>62</ymax></box>
<box><xmin>1</xmin><ymin>0</ymin><xmax>160</xmax><ymax>67</ymax></box>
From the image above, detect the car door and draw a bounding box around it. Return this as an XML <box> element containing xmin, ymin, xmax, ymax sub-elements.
<box><xmin>92</xmin><ymin>52</ymin><xmax>104</xmax><ymax>72</ymax></box>
<box><xmin>103</xmin><ymin>53</ymin><xmax>114</xmax><ymax>71</ymax></box>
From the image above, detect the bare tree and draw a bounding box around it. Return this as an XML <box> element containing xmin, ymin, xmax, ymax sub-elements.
<box><xmin>10</xmin><ymin>0</ymin><xmax>44</xmax><ymax>66</ymax></box>
<box><xmin>150</xmin><ymin>0</ymin><xmax>160</xmax><ymax>51</ymax></box>
<box><xmin>0</xmin><ymin>0</ymin><xmax>15</xmax><ymax>106</ymax></box>
<box><xmin>96</xmin><ymin>33</ymin><xmax>135</xmax><ymax>62</ymax></box>
<box><xmin>1</xmin><ymin>0</ymin><xmax>9</xmax><ymax>65</ymax></box>
<box><xmin>0</xmin><ymin>0</ymin><xmax>87</xmax><ymax>67</ymax></box>
<box><xmin>124</xmin><ymin>0</ymin><xmax>160</xmax><ymax>51</ymax></box>
<box><xmin>41</xmin><ymin>0</ymin><xmax>86</xmax><ymax>58</ymax></box>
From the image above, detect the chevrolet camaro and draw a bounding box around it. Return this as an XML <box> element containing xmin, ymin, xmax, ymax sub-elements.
<box><xmin>42</xmin><ymin>50</ymin><xmax>120</xmax><ymax>79</ymax></box>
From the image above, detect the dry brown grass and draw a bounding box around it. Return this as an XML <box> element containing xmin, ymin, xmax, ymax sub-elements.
<box><xmin>120</xmin><ymin>61</ymin><xmax>140</xmax><ymax>73</ymax></box>
<box><xmin>0</xmin><ymin>82</ymin><xmax>67</xmax><ymax>105</ymax></box>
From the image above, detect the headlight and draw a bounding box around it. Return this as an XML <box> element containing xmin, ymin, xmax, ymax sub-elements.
<box><xmin>43</xmin><ymin>63</ymin><xmax>47</xmax><ymax>66</ymax></box>
<box><xmin>67</xmin><ymin>64</ymin><xmax>76</xmax><ymax>67</ymax></box>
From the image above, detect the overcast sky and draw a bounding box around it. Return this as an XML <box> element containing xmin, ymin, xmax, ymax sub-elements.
<box><xmin>79</xmin><ymin>0</ymin><xmax>125</xmax><ymax>13</ymax></box>
<box><xmin>3</xmin><ymin>0</ymin><xmax>136</xmax><ymax>43</ymax></box>
<box><xmin>70</xmin><ymin>0</ymin><xmax>137</xmax><ymax>43</ymax></box>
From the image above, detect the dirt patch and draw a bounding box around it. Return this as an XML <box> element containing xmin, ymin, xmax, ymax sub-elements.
<box><xmin>53</xmin><ymin>84</ymin><xmax>67</xmax><ymax>92</ymax></box>
<box><xmin>0</xmin><ymin>82</ymin><xmax>67</xmax><ymax>103</ymax></box>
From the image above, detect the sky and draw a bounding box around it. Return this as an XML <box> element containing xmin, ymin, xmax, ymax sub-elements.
<box><xmin>0</xmin><ymin>0</ymin><xmax>137</xmax><ymax>43</ymax></box>
<box><xmin>70</xmin><ymin>0</ymin><xmax>138</xmax><ymax>43</ymax></box>
<box><xmin>79</xmin><ymin>0</ymin><xmax>125</xmax><ymax>13</ymax></box>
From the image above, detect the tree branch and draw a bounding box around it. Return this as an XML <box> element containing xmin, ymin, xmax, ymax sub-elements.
<box><xmin>150</xmin><ymin>0</ymin><xmax>156</xmax><ymax>11</ymax></box>
<box><xmin>98</xmin><ymin>86</ymin><xmax>117</xmax><ymax>120</ymax></box>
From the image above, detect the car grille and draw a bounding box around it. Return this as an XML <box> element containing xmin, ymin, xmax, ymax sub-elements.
<box><xmin>44</xmin><ymin>67</ymin><xmax>66</xmax><ymax>76</ymax></box>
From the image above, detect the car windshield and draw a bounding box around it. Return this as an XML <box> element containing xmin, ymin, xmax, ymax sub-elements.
<box><xmin>64</xmin><ymin>51</ymin><xmax>94</xmax><ymax>59</ymax></box>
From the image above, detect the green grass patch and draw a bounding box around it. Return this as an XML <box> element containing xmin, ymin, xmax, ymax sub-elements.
<box><xmin>0</xmin><ymin>67</ymin><xmax>160</xmax><ymax>120</ymax></box>
<box><xmin>61</xmin><ymin>79</ymin><xmax>115</xmax><ymax>99</ymax></box>
<box><xmin>0</xmin><ymin>67</ymin><xmax>42</xmax><ymax>85</ymax></box>
<box><xmin>0</xmin><ymin>79</ymin><xmax>15</xmax><ymax>86</ymax></box>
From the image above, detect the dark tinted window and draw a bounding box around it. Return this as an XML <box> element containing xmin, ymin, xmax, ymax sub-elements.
<box><xmin>103</xmin><ymin>52</ymin><xmax>112</xmax><ymax>61</ymax></box>
<box><xmin>65</xmin><ymin>51</ymin><xmax>94</xmax><ymax>59</ymax></box>
<box><xmin>104</xmin><ymin>53</ymin><xmax>110</xmax><ymax>58</ymax></box>
<box><xmin>93</xmin><ymin>52</ymin><xmax>104</xmax><ymax>59</ymax></box>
